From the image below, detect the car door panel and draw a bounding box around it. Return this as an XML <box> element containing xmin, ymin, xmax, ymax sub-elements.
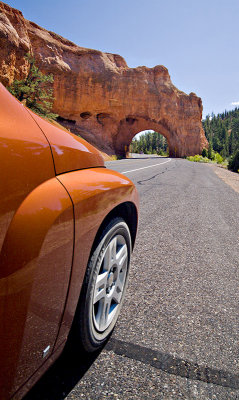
<box><xmin>0</xmin><ymin>177</ymin><xmax>74</xmax><ymax>398</ymax></box>
<box><xmin>0</xmin><ymin>84</ymin><xmax>55</xmax><ymax>254</ymax></box>
<box><xmin>0</xmin><ymin>85</ymin><xmax>74</xmax><ymax>398</ymax></box>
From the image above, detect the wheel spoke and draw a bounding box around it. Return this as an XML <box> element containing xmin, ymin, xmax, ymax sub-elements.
<box><xmin>113</xmin><ymin>271</ymin><xmax>125</xmax><ymax>304</ymax></box>
<box><xmin>109</xmin><ymin>237</ymin><xmax>117</xmax><ymax>261</ymax></box>
<box><xmin>95</xmin><ymin>271</ymin><xmax>108</xmax><ymax>290</ymax></box>
<box><xmin>112</xmin><ymin>287</ymin><xmax>122</xmax><ymax>304</ymax></box>
<box><xmin>93</xmin><ymin>287</ymin><xmax>106</xmax><ymax>304</ymax></box>
<box><xmin>116</xmin><ymin>276</ymin><xmax>124</xmax><ymax>293</ymax></box>
<box><xmin>103</xmin><ymin>237</ymin><xmax>117</xmax><ymax>270</ymax></box>
<box><xmin>99</xmin><ymin>297</ymin><xmax>111</xmax><ymax>331</ymax></box>
<box><xmin>116</xmin><ymin>243</ymin><xmax>127</xmax><ymax>267</ymax></box>
<box><xmin>93</xmin><ymin>272</ymin><xmax>107</xmax><ymax>304</ymax></box>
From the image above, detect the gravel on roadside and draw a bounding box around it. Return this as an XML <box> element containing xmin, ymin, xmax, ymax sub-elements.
<box><xmin>209</xmin><ymin>164</ymin><xmax>239</xmax><ymax>194</ymax></box>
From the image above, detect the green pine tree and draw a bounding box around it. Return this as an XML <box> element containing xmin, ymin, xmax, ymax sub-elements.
<box><xmin>228</xmin><ymin>149</ymin><xmax>239</xmax><ymax>173</ymax></box>
<box><xmin>221</xmin><ymin>126</ymin><xmax>229</xmax><ymax>158</ymax></box>
<box><xmin>202</xmin><ymin>107</ymin><xmax>239</xmax><ymax>158</ymax></box>
<box><xmin>208</xmin><ymin>142</ymin><xmax>213</xmax><ymax>159</ymax></box>
<box><xmin>7</xmin><ymin>53</ymin><xmax>58</xmax><ymax>120</ymax></box>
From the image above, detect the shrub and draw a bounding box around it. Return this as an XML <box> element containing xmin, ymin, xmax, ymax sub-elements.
<box><xmin>158</xmin><ymin>149</ymin><xmax>167</xmax><ymax>156</ymax></box>
<box><xmin>7</xmin><ymin>53</ymin><xmax>58</xmax><ymax>120</ymax></box>
<box><xmin>214</xmin><ymin>152</ymin><xmax>223</xmax><ymax>164</ymax></box>
<box><xmin>194</xmin><ymin>154</ymin><xmax>202</xmax><ymax>162</ymax></box>
<box><xmin>186</xmin><ymin>155</ymin><xmax>210</xmax><ymax>163</ymax></box>
<box><xmin>207</xmin><ymin>143</ymin><xmax>216</xmax><ymax>160</ymax></box>
<box><xmin>228</xmin><ymin>150</ymin><xmax>239</xmax><ymax>173</ymax></box>
<box><xmin>202</xmin><ymin>148</ymin><xmax>208</xmax><ymax>158</ymax></box>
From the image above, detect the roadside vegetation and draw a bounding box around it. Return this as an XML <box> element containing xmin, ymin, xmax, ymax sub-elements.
<box><xmin>187</xmin><ymin>109</ymin><xmax>239</xmax><ymax>172</ymax></box>
<box><xmin>7</xmin><ymin>53</ymin><xmax>58</xmax><ymax>120</ymax></box>
<box><xmin>202</xmin><ymin>109</ymin><xmax>239</xmax><ymax>173</ymax></box>
<box><xmin>186</xmin><ymin>148</ymin><xmax>225</xmax><ymax>165</ymax></box>
<box><xmin>228</xmin><ymin>149</ymin><xmax>239</xmax><ymax>173</ymax></box>
<box><xmin>131</xmin><ymin>126</ymin><xmax>238</xmax><ymax>173</ymax></box>
<box><xmin>203</xmin><ymin>109</ymin><xmax>239</xmax><ymax>159</ymax></box>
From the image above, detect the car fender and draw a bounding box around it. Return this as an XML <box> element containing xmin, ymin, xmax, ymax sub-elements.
<box><xmin>55</xmin><ymin>167</ymin><xmax>138</xmax><ymax>346</ymax></box>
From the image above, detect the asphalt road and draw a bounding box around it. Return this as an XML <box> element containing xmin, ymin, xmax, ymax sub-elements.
<box><xmin>25</xmin><ymin>156</ymin><xmax>239</xmax><ymax>400</ymax></box>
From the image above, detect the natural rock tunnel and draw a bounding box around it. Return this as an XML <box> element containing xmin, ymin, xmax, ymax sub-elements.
<box><xmin>0</xmin><ymin>2</ymin><xmax>208</xmax><ymax>157</ymax></box>
<box><xmin>52</xmin><ymin>64</ymin><xmax>207</xmax><ymax>157</ymax></box>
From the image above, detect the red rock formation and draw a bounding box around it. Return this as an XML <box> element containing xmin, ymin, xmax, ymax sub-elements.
<box><xmin>0</xmin><ymin>2</ymin><xmax>208</xmax><ymax>156</ymax></box>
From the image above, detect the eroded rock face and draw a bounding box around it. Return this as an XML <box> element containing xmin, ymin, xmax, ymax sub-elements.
<box><xmin>0</xmin><ymin>2</ymin><xmax>208</xmax><ymax>156</ymax></box>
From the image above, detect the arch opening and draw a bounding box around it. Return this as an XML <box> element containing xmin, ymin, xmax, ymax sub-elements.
<box><xmin>115</xmin><ymin>116</ymin><xmax>178</xmax><ymax>158</ymax></box>
<box><xmin>130</xmin><ymin>130</ymin><xmax>169</xmax><ymax>157</ymax></box>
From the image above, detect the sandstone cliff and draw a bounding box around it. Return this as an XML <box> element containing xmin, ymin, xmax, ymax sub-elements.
<box><xmin>0</xmin><ymin>2</ymin><xmax>208</xmax><ymax>156</ymax></box>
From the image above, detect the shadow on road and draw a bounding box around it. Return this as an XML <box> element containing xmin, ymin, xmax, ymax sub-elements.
<box><xmin>23</xmin><ymin>339</ymin><xmax>103</xmax><ymax>400</ymax></box>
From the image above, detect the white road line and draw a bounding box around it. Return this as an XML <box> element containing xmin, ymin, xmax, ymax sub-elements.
<box><xmin>122</xmin><ymin>158</ymin><xmax>172</xmax><ymax>174</ymax></box>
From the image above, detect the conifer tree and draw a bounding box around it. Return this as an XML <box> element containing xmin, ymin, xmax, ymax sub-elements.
<box><xmin>7</xmin><ymin>53</ymin><xmax>58</xmax><ymax>120</ymax></box>
<box><xmin>203</xmin><ymin>107</ymin><xmax>239</xmax><ymax>158</ymax></box>
<box><xmin>208</xmin><ymin>142</ymin><xmax>213</xmax><ymax>159</ymax></box>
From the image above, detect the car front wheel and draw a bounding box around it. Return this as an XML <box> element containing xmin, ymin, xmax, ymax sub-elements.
<box><xmin>77</xmin><ymin>217</ymin><xmax>131</xmax><ymax>352</ymax></box>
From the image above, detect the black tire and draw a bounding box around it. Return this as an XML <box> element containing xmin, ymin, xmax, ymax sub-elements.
<box><xmin>76</xmin><ymin>217</ymin><xmax>131</xmax><ymax>352</ymax></box>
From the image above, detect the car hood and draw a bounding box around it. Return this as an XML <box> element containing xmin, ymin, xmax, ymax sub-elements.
<box><xmin>27</xmin><ymin>110</ymin><xmax>104</xmax><ymax>175</ymax></box>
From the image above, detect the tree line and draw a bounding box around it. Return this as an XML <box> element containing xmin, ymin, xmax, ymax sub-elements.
<box><xmin>203</xmin><ymin>109</ymin><xmax>239</xmax><ymax>158</ymax></box>
<box><xmin>130</xmin><ymin>131</ymin><xmax>168</xmax><ymax>155</ymax></box>
<box><xmin>131</xmin><ymin>109</ymin><xmax>239</xmax><ymax>159</ymax></box>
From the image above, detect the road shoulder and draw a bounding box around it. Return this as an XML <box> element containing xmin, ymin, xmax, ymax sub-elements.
<box><xmin>208</xmin><ymin>164</ymin><xmax>239</xmax><ymax>194</ymax></box>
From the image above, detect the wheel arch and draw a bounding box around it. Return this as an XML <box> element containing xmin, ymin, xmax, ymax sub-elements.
<box><xmin>90</xmin><ymin>201</ymin><xmax>138</xmax><ymax>258</ymax></box>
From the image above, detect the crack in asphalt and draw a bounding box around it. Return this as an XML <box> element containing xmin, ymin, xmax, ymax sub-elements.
<box><xmin>106</xmin><ymin>338</ymin><xmax>239</xmax><ymax>390</ymax></box>
<box><xmin>137</xmin><ymin>164</ymin><xmax>177</xmax><ymax>185</ymax></box>
<box><xmin>137</xmin><ymin>168</ymin><xmax>170</xmax><ymax>185</ymax></box>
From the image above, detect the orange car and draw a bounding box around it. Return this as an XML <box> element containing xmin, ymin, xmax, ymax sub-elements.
<box><xmin>0</xmin><ymin>83</ymin><xmax>138</xmax><ymax>399</ymax></box>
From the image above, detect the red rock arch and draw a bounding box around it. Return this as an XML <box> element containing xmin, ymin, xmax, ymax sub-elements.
<box><xmin>51</xmin><ymin>66</ymin><xmax>208</xmax><ymax>158</ymax></box>
<box><xmin>115</xmin><ymin>117</ymin><xmax>177</xmax><ymax>157</ymax></box>
<box><xmin>0</xmin><ymin>3</ymin><xmax>208</xmax><ymax>158</ymax></box>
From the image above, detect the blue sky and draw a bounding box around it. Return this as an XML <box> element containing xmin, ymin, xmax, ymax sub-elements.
<box><xmin>5</xmin><ymin>0</ymin><xmax>239</xmax><ymax>118</ymax></box>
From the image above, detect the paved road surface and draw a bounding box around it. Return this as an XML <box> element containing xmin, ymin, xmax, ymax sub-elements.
<box><xmin>25</xmin><ymin>157</ymin><xmax>239</xmax><ymax>400</ymax></box>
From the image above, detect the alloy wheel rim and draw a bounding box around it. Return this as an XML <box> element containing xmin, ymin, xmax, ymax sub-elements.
<box><xmin>92</xmin><ymin>234</ymin><xmax>128</xmax><ymax>332</ymax></box>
